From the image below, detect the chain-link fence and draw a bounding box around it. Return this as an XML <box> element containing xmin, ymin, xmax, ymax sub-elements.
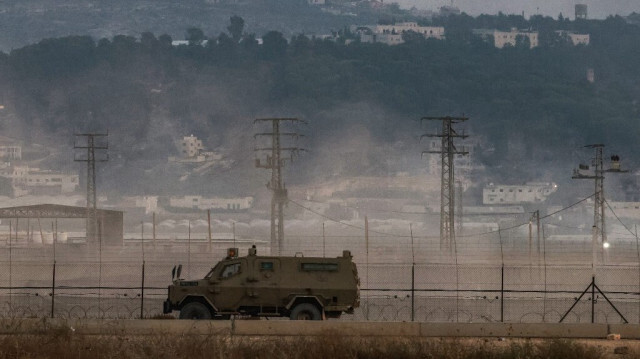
<box><xmin>0</xmin><ymin>208</ymin><xmax>639</xmax><ymax>323</ymax></box>
<box><xmin>0</xmin><ymin>257</ymin><xmax>638</xmax><ymax>323</ymax></box>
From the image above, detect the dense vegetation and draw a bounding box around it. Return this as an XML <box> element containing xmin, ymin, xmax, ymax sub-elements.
<box><xmin>0</xmin><ymin>326</ymin><xmax>615</xmax><ymax>359</ymax></box>
<box><xmin>0</xmin><ymin>14</ymin><xmax>638</xmax><ymax>192</ymax></box>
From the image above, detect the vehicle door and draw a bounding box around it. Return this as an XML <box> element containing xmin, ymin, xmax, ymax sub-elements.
<box><xmin>208</xmin><ymin>259</ymin><xmax>247</xmax><ymax>311</ymax></box>
<box><xmin>251</xmin><ymin>258</ymin><xmax>282</xmax><ymax>308</ymax></box>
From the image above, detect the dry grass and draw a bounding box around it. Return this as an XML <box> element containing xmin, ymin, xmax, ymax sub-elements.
<box><xmin>0</xmin><ymin>328</ymin><xmax>634</xmax><ymax>359</ymax></box>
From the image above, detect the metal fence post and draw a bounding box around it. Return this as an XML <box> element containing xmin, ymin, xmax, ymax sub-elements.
<box><xmin>51</xmin><ymin>260</ymin><xmax>56</xmax><ymax>318</ymax></box>
<box><xmin>411</xmin><ymin>264</ymin><xmax>415</xmax><ymax>322</ymax></box>
<box><xmin>591</xmin><ymin>275</ymin><xmax>595</xmax><ymax>323</ymax></box>
<box><xmin>501</xmin><ymin>264</ymin><xmax>504</xmax><ymax>323</ymax></box>
<box><xmin>140</xmin><ymin>260</ymin><xmax>145</xmax><ymax>319</ymax></box>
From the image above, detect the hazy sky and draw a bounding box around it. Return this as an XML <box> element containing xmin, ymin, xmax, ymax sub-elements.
<box><xmin>395</xmin><ymin>0</ymin><xmax>638</xmax><ymax>19</ymax></box>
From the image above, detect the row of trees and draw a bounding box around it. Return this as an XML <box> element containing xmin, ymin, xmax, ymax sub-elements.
<box><xmin>0</xmin><ymin>14</ymin><xmax>638</xmax><ymax>186</ymax></box>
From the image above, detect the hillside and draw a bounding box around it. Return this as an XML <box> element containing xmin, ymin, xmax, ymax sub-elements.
<box><xmin>0</xmin><ymin>14</ymin><xmax>638</xmax><ymax>197</ymax></box>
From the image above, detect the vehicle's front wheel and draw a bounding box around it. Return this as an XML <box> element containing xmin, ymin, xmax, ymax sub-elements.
<box><xmin>289</xmin><ymin>303</ymin><xmax>322</xmax><ymax>320</ymax></box>
<box><xmin>179</xmin><ymin>302</ymin><xmax>212</xmax><ymax>320</ymax></box>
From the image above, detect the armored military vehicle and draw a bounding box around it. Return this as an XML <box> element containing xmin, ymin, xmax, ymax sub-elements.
<box><xmin>163</xmin><ymin>246</ymin><xmax>360</xmax><ymax>320</ymax></box>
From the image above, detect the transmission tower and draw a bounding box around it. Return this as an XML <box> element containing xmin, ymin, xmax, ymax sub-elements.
<box><xmin>456</xmin><ymin>180</ymin><xmax>463</xmax><ymax>236</ymax></box>
<box><xmin>74</xmin><ymin>133</ymin><xmax>108</xmax><ymax>244</ymax></box>
<box><xmin>421</xmin><ymin>116</ymin><xmax>469</xmax><ymax>253</ymax></box>
<box><xmin>254</xmin><ymin>118</ymin><xmax>305</xmax><ymax>255</ymax></box>
<box><xmin>572</xmin><ymin>144</ymin><xmax>627</xmax><ymax>264</ymax></box>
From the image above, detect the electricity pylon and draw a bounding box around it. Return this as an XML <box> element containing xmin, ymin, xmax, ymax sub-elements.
<box><xmin>74</xmin><ymin>132</ymin><xmax>108</xmax><ymax>244</ymax></box>
<box><xmin>254</xmin><ymin>118</ymin><xmax>305</xmax><ymax>255</ymax></box>
<box><xmin>421</xmin><ymin>116</ymin><xmax>469</xmax><ymax>254</ymax></box>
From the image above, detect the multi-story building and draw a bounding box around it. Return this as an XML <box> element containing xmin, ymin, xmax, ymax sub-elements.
<box><xmin>179</xmin><ymin>135</ymin><xmax>203</xmax><ymax>158</ymax></box>
<box><xmin>168</xmin><ymin>135</ymin><xmax>226</xmax><ymax>164</ymax></box>
<box><xmin>120</xmin><ymin>196</ymin><xmax>159</xmax><ymax>214</ymax></box>
<box><xmin>473</xmin><ymin>28</ymin><xmax>539</xmax><ymax>48</ymax></box>
<box><xmin>605</xmin><ymin>202</ymin><xmax>640</xmax><ymax>219</ymax></box>
<box><xmin>0</xmin><ymin>145</ymin><xmax>21</xmax><ymax>160</ymax></box>
<box><xmin>426</xmin><ymin>137</ymin><xmax>483</xmax><ymax>187</ymax></box>
<box><xmin>168</xmin><ymin>196</ymin><xmax>254</xmax><ymax>211</ymax></box>
<box><xmin>556</xmin><ymin>31</ymin><xmax>590</xmax><ymax>46</ymax></box>
<box><xmin>482</xmin><ymin>182</ymin><xmax>558</xmax><ymax>205</ymax></box>
<box><xmin>0</xmin><ymin>165</ymin><xmax>79</xmax><ymax>196</ymax></box>
<box><xmin>358</xmin><ymin>22</ymin><xmax>445</xmax><ymax>45</ymax></box>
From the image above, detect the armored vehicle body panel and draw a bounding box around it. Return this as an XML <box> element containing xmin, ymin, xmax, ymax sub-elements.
<box><xmin>164</xmin><ymin>247</ymin><xmax>359</xmax><ymax>320</ymax></box>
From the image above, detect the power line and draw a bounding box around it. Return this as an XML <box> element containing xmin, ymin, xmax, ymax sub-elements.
<box><xmin>290</xmin><ymin>194</ymin><xmax>595</xmax><ymax>241</ymax></box>
<box><xmin>456</xmin><ymin>194</ymin><xmax>595</xmax><ymax>238</ymax></box>
<box><xmin>298</xmin><ymin>197</ymin><xmax>438</xmax><ymax>216</ymax></box>
<box><xmin>288</xmin><ymin>199</ymin><xmax>410</xmax><ymax>238</ymax></box>
<box><xmin>605</xmin><ymin>199</ymin><xmax>638</xmax><ymax>239</ymax></box>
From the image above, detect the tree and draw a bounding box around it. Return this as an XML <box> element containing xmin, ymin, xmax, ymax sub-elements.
<box><xmin>515</xmin><ymin>34</ymin><xmax>531</xmax><ymax>49</ymax></box>
<box><xmin>185</xmin><ymin>27</ymin><xmax>206</xmax><ymax>46</ymax></box>
<box><xmin>261</xmin><ymin>31</ymin><xmax>288</xmax><ymax>60</ymax></box>
<box><xmin>401</xmin><ymin>30</ymin><xmax>426</xmax><ymax>45</ymax></box>
<box><xmin>227</xmin><ymin>15</ymin><xmax>245</xmax><ymax>43</ymax></box>
<box><xmin>158</xmin><ymin>34</ymin><xmax>173</xmax><ymax>48</ymax></box>
<box><xmin>140</xmin><ymin>32</ymin><xmax>158</xmax><ymax>52</ymax></box>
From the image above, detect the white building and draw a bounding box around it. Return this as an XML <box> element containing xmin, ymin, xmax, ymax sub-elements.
<box><xmin>556</xmin><ymin>31</ymin><xmax>590</xmax><ymax>46</ymax></box>
<box><xmin>427</xmin><ymin>137</ymin><xmax>481</xmax><ymax>187</ymax></box>
<box><xmin>179</xmin><ymin>135</ymin><xmax>203</xmax><ymax>158</ymax></box>
<box><xmin>360</xmin><ymin>33</ymin><xmax>404</xmax><ymax>45</ymax></box>
<box><xmin>483</xmin><ymin>182</ymin><xmax>558</xmax><ymax>205</ymax></box>
<box><xmin>169</xmin><ymin>196</ymin><xmax>254</xmax><ymax>211</ymax></box>
<box><xmin>606</xmin><ymin>202</ymin><xmax>640</xmax><ymax>219</ymax></box>
<box><xmin>120</xmin><ymin>196</ymin><xmax>159</xmax><ymax>214</ymax></box>
<box><xmin>171</xmin><ymin>40</ymin><xmax>209</xmax><ymax>47</ymax></box>
<box><xmin>0</xmin><ymin>165</ymin><xmax>79</xmax><ymax>196</ymax></box>
<box><xmin>168</xmin><ymin>135</ymin><xmax>226</xmax><ymax>164</ymax></box>
<box><xmin>358</xmin><ymin>22</ymin><xmax>445</xmax><ymax>45</ymax></box>
<box><xmin>0</xmin><ymin>145</ymin><xmax>21</xmax><ymax>160</ymax></box>
<box><xmin>473</xmin><ymin>28</ymin><xmax>539</xmax><ymax>48</ymax></box>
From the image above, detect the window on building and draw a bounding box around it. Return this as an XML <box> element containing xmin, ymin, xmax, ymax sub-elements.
<box><xmin>260</xmin><ymin>262</ymin><xmax>274</xmax><ymax>271</ymax></box>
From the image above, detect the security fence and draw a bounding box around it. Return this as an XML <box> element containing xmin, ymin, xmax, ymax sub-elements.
<box><xmin>0</xmin><ymin>258</ymin><xmax>638</xmax><ymax>323</ymax></box>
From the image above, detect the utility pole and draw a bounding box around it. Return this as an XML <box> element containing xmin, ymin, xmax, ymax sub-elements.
<box><xmin>74</xmin><ymin>132</ymin><xmax>108</xmax><ymax>245</ymax></box>
<box><xmin>572</xmin><ymin>144</ymin><xmax>627</xmax><ymax>264</ymax></box>
<box><xmin>561</xmin><ymin>148</ymin><xmax>630</xmax><ymax>325</ymax></box>
<box><xmin>254</xmin><ymin>118</ymin><xmax>305</xmax><ymax>255</ymax></box>
<box><xmin>421</xmin><ymin>116</ymin><xmax>469</xmax><ymax>254</ymax></box>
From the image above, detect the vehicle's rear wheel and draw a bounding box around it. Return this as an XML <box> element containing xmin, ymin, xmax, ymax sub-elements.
<box><xmin>179</xmin><ymin>302</ymin><xmax>212</xmax><ymax>319</ymax></box>
<box><xmin>289</xmin><ymin>303</ymin><xmax>322</xmax><ymax>320</ymax></box>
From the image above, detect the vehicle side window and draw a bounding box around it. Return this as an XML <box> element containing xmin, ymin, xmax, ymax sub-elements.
<box><xmin>260</xmin><ymin>262</ymin><xmax>274</xmax><ymax>271</ymax></box>
<box><xmin>301</xmin><ymin>263</ymin><xmax>338</xmax><ymax>272</ymax></box>
<box><xmin>220</xmin><ymin>263</ymin><xmax>241</xmax><ymax>279</ymax></box>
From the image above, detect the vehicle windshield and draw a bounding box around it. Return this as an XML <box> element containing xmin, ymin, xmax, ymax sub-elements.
<box><xmin>204</xmin><ymin>262</ymin><xmax>222</xmax><ymax>278</ymax></box>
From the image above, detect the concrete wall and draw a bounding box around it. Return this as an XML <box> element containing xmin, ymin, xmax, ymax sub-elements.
<box><xmin>2</xmin><ymin>319</ymin><xmax>638</xmax><ymax>339</ymax></box>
